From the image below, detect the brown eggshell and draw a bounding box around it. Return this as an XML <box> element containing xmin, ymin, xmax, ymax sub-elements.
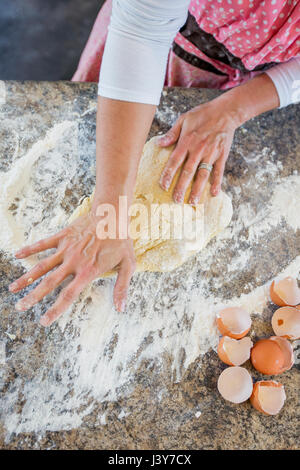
<box><xmin>218</xmin><ymin>337</ymin><xmax>234</xmax><ymax>366</ymax></box>
<box><xmin>271</xmin><ymin>307</ymin><xmax>300</xmax><ymax>340</ymax></box>
<box><xmin>216</xmin><ymin>307</ymin><xmax>251</xmax><ymax>339</ymax></box>
<box><xmin>217</xmin><ymin>336</ymin><xmax>253</xmax><ymax>366</ymax></box>
<box><xmin>217</xmin><ymin>366</ymin><xmax>253</xmax><ymax>404</ymax></box>
<box><xmin>270</xmin><ymin>336</ymin><xmax>294</xmax><ymax>371</ymax></box>
<box><xmin>250</xmin><ymin>338</ymin><xmax>284</xmax><ymax>375</ymax></box>
<box><xmin>250</xmin><ymin>381</ymin><xmax>286</xmax><ymax>416</ymax></box>
<box><xmin>270</xmin><ymin>277</ymin><xmax>300</xmax><ymax>307</ymax></box>
<box><xmin>270</xmin><ymin>281</ymin><xmax>287</xmax><ymax>307</ymax></box>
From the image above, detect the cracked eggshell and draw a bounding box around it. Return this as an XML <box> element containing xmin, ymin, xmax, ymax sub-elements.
<box><xmin>271</xmin><ymin>306</ymin><xmax>300</xmax><ymax>340</ymax></box>
<box><xmin>217</xmin><ymin>366</ymin><xmax>253</xmax><ymax>404</ymax></box>
<box><xmin>270</xmin><ymin>277</ymin><xmax>300</xmax><ymax>307</ymax></box>
<box><xmin>216</xmin><ymin>307</ymin><xmax>251</xmax><ymax>339</ymax></box>
<box><xmin>250</xmin><ymin>336</ymin><xmax>294</xmax><ymax>375</ymax></box>
<box><xmin>270</xmin><ymin>336</ymin><xmax>294</xmax><ymax>370</ymax></box>
<box><xmin>250</xmin><ymin>381</ymin><xmax>286</xmax><ymax>416</ymax></box>
<box><xmin>217</xmin><ymin>336</ymin><xmax>253</xmax><ymax>366</ymax></box>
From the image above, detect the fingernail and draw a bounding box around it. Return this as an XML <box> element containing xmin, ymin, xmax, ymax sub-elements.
<box><xmin>160</xmin><ymin>177</ymin><xmax>171</xmax><ymax>191</ymax></box>
<box><xmin>119</xmin><ymin>299</ymin><xmax>126</xmax><ymax>312</ymax></box>
<box><xmin>189</xmin><ymin>196</ymin><xmax>199</xmax><ymax>205</ymax></box>
<box><xmin>15</xmin><ymin>299</ymin><xmax>33</xmax><ymax>311</ymax></box>
<box><xmin>40</xmin><ymin>315</ymin><xmax>49</xmax><ymax>327</ymax></box>
<box><xmin>15</xmin><ymin>300</ymin><xmax>24</xmax><ymax>311</ymax></box>
<box><xmin>156</xmin><ymin>134</ymin><xmax>165</xmax><ymax>144</ymax></box>
<box><xmin>174</xmin><ymin>192</ymin><xmax>184</xmax><ymax>204</ymax></box>
<box><xmin>9</xmin><ymin>282</ymin><xmax>18</xmax><ymax>292</ymax></box>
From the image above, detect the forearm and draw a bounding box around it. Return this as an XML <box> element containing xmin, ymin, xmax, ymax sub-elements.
<box><xmin>92</xmin><ymin>96</ymin><xmax>156</xmax><ymax>212</ymax></box>
<box><xmin>92</xmin><ymin>1</ymin><xmax>190</xmax><ymax>214</ymax></box>
<box><xmin>217</xmin><ymin>73</ymin><xmax>280</xmax><ymax>127</ymax></box>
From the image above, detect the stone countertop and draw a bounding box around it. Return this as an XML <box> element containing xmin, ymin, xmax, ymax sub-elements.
<box><xmin>0</xmin><ymin>81</ymin><xmax>299</xmax><ymax>450</ymax></box>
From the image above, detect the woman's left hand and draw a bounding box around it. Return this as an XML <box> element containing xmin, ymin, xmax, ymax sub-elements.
<box><xmin>157</xmin><ymin>95</ymin><xmax>241</xmax><ymax>204</ymax></box>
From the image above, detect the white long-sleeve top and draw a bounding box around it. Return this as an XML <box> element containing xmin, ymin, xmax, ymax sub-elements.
<box><xmin>98</xmin><ymin>0</ymin><xmax>300</xmax><ymax>108</ymax></box>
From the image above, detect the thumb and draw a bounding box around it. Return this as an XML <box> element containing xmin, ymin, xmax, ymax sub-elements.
<box><xmin>157</xmin><ymin>117</ymin><xmax>183</xmax><ymax>147</ymax></box>
<box><xmin>113</xmin><ymin>258</ymin><xmax>135</xmax><ymax>312</ymax></box>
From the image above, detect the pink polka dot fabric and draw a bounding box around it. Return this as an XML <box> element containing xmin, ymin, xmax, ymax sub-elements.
<box><xmin>72</xmin><ymin>0</ymin><xmax>300</xmax><ymax>90</ymax></box>
<box><xmin>171</xmin><ymin>0</ymin><xmax>300</xmax><ymax>88</ymax></box>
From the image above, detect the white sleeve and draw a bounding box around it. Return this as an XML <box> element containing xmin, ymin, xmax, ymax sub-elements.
<box><xmin>98</xmin><ymin>0</ymin><xmax>190</xmax><ymax>105</ymax></box>
<box><xmin>266</xmin><ymin>57</ymin><xmax>300</xmax><ymax>108</ymax></box>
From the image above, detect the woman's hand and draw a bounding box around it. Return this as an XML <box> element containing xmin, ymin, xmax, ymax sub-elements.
<box><xmin>9</xmin><ymin>211</ymin><xmax>136</xmax><ymax>327</ymax></box>
<box><xmin>158</xmin><ymin>73</ymin><xmax>280</xmax><ymax>205</ymax></box>
<box><xmin>157</xmin><ymin>95</ymin><xmax>241</xmax><ymax>204</ymax></box>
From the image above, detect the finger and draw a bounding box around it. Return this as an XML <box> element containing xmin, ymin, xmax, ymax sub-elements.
<box><xmin>172</xmin><ymin>152</ymin><xmax>200</xmax><ymax>204</ymax></box>
<box><xmin>9</xmin><ymin>251</ymin><xmax>63</xmax><ymax>293</ymax></box>
<box><xmin>15</xmin><ymin>265</ymin><xmax>70</xmax><ymax>312</ymax></box>
<box><xmin>113</xmin><ymin>258</ymin><xmax>136</xmax><ymax>312</ymax></box>
<box><xmin>211</xmin><ymin>157</ymin><xmax>226</xmax><ymax>197</ymax></box>
<box><xmin>39</xmin><ymin>272</ymin><xmax>90</xmax><ymax>327</ymax></box>
<box><xmin>159</xmin><ymin>137</ymin><xmax>188</xmax><ymax>191</ymax></box>
<box><xmin>156</xmin><ymin>116</ymin><xmax>183</xmax><ymax>147</ymax></box>
<box><xmin>15</xmin><ymin>231</ymin><xmax>64</xmax><ymax>259</ymax></box>
<box><xmin>189</xmin><ymin>155</ymin><xmax>215</xmax><ymax>205</ymax></box>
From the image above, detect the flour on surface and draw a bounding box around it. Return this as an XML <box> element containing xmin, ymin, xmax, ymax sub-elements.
<box><xmin>0</xmin><ymin>128</ymin><xmax>299</xmax><ymax>438</ymax></box>
<box><xmin>0</xmin><ymin>81</ymin><xmax>6</xmax><ymax>106</ymax></box>
<box><xmin>235</xmin><ymin>174</ymin><xmax>300</xmax><ymax>242</ymax></box>
<box><xmin>0</xmin><ymin>120</ymin><xmax>78</xmax><ymax>266</ymax></box>
<box><xmin>2</xmin><ymin>256</ymin><xmax>299</xmax><ymax>437</ymax></box>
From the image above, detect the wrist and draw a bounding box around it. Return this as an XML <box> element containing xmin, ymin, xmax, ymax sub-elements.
<box><xmin>217</xmin><ymin>73</ymin><xmax>280</xmax><ymax>127</ymax></box>
<box><xmin>91</xmin><ymin>194</ymin><xmax>131</xmax><ymax>240</ymax></box>
<box><xmin>215</xmin><ymin>89</ymin><xmax>250</xmax><ymax>128</ymax></box>
<box><xmin>91</xmin><ymin>186</ymin><xmax>134</xmax><ymax>216</ymax></box>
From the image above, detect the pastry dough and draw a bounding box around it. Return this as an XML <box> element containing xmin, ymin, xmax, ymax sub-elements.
<box><xmin>69</xmin><ymin>137</ymin><xmax>232</xmax><ymax>274</ymax></box>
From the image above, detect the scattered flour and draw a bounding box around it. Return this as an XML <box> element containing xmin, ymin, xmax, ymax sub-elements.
<box><xmin>2</xmin><ymin>256</ymin><xmax>298</xmax><ymax>437</ymax></box>
<box><xmin>99</xmin><ymin>413</ymin><xmax>107</xmax><ymax>425</ymax></box>
<box><xmin>0</xmin><ymin>120</ymin><xmax>78</xmax><ymax>266</ymax></box>
<box><xmin>0</xmin><ymin>81</ymin><xmax>6</xmax><ymax>107</ymax></box>
<box><xmin>0</xmin><ymin>123</ymin><xmax>299</xmax><ymax>438</ymax></box>
<box><xmin>219</xmin><ymin>172</ymin><xmax>300</xmax><ymax>247</ymax></box>
<box><xmin>118</xmin><ymin>410</ymin><xmax>130</xmax><ymax>420</ymax></box>
<box><xmin>234</xmin><ymin>174</ymin><xmax>300</xmax><ymax>242</ymax></box>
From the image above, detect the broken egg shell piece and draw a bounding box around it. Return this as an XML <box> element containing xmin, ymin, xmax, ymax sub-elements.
<box><xmin>270</xmin><ymin>277</ymin><xmax>300</xmax><ymax>307</ymax></box>
<box><xmin>250</xmin><ymin>337</ymin><xmax>294</xmax><ymax>375</ymax></box>
<box><xmin>217</xmin><ymin>366</ymin><xmax>253</xmax><ymax>404</ymax></box>
<box><xmin>269</xmin><ymin>336</ymin><xmax>294</xmax><ymax>371</ymax></box>
<box><xmin>217</xmin><ymin>336</ymin><xmax>253</xmax><ymax>366</ymax></box>
<box><xmin>216</xmin><ymin>307</ymin><xmax>251</xmax><ymax>339</ymax></box>
<box><xmin>271</xmin><ymin>306</ymin><xmax>300</xmax><ymax>340</ymax></box>
<box><xmin>250</xmin><ymin>381</ymin><xmax>286</xmax><ymax>416</ymax></box>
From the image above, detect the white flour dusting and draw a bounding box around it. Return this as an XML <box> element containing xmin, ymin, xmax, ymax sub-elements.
<box><xmin>0</xmin><ymin>81</ymin><xmax>6</xmax><ymax>107</ymax></box>
<box><xmin>0</xmin><ymin>120</ymin><xmax>78</xmax><ymax>265</ymax></box>
<box><xmin>231</xmin><ymin>174</ymin><xmax>300</xmax><ymax>242</ymax></box>
<box><xmin>3</xmin><ymin>257</ymin><xmax>299</xmax><ymax>437</ymax></box>
<box><xmin>0</xmin><ymin>126</ymin><xmax>299</xmax><ymax>437</ymax></box>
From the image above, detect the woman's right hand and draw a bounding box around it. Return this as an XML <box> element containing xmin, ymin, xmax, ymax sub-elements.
<box><xmin>9</xmin><ymin>209</ymin><xmax>136</xmax><ymax>327</ymax></box>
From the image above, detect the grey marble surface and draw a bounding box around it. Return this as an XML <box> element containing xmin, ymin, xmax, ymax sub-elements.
<box><xmin>0</xmin><ymin>81</ymin><xmax>299</xmax><ymax>449</ymax></box>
